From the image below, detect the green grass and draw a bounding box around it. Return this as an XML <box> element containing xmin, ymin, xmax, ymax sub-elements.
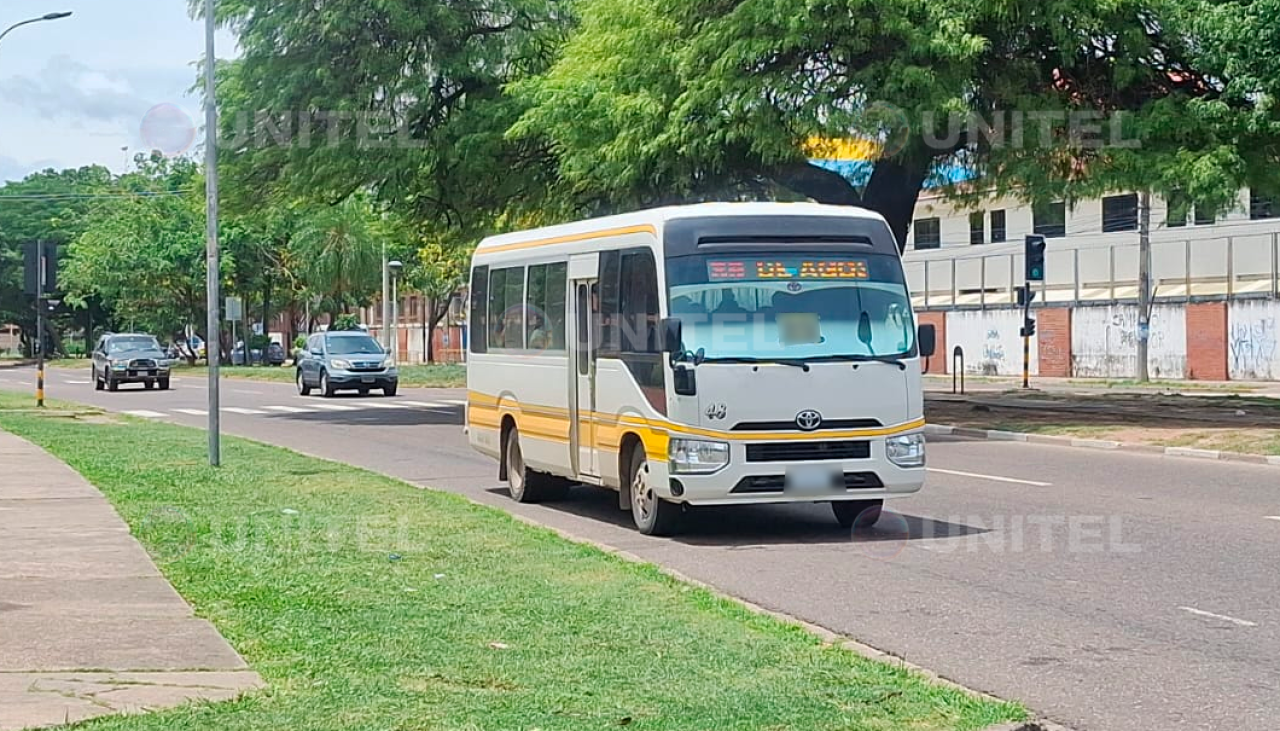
<box><xmin>171</xmin><ymin>363</ymin><xmax>467</xmax><ymax>388</ymax></box>
<box><xmin>0</xmin><ymin>391</ymin><xmax>1023</xmax><ymax>731</ymax></box>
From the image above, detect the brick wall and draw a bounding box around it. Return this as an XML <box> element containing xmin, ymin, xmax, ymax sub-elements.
<box><xmin>1186</xmin><ymin>302</ymin><xmax>1228</xmax><ymax>380</ymax></box>
<box><xmin>917</xmin><ymin>311</ymin><xmax>947</xmax><ymax>374</ymax></box>
<box><xmin>1037</xmin><ymin>307</ymin><xmax>1072</xmax><ymax>377</ymax></box>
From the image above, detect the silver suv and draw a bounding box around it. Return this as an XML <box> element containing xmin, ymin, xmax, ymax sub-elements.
<box><xmin>92</xmin><ymin>333</ymin><xmax>172</xmax><ymax>392</ymax></box>
<box><xmin>296</xmin><ymin>331</ymin><xmax>399</xmax><ymax>397</ymax></box>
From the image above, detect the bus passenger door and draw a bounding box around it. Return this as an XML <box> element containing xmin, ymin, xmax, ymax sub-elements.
<box><xmin>571</xmin><ymin>277</ymin><xmax>599</xmax><ymax>478</ymax></box>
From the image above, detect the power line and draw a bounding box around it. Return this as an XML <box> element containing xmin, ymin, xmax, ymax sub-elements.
<box><xmin>0</xmin><ymin>189</ymin><xmax>201</xmax><ymax>202</ymax></box>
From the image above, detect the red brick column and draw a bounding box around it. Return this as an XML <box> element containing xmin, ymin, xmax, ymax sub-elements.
<box><xmin>1037</xmin><ymin>307</ymin><xmax>1072</xmax><ymax>377</ymax></box>
<box><xmin>1186</xmin><ymin>302</ymin><xmax>1228</xmax><ymax>380</ymax></box>
<box><xmin>917</xmin><ymin>311</ymin><xmax>947</xmax><ymax>374</ymax></box>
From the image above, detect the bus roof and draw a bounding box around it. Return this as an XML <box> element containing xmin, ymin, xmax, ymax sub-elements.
<box><xmin>474</xmin><ymin>202</ymin><xmax>890</xmax><ymax>254</ymax></box>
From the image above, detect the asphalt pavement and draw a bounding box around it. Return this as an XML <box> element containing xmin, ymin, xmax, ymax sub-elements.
<box><xmin>2</xmin><ymin>366</ymin><xmax>1278</xmax><ymax>731</ymax></box>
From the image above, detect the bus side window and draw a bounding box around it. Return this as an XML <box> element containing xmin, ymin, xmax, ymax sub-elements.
<box><xmin>577</xmin><ymin>283</ymin><xmax>590</xmax><ymax>375</ymax></box>
<box><xmin>470</xmin><ymin>265</ymin><xmax>488</xmax><ymax>354</ymax></box>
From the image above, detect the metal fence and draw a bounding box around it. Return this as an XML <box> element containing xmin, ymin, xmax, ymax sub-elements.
<box><xmin>905</xmin><ymin>232</ymin><xmax>1280</xmax><ymax>309</ymax></box>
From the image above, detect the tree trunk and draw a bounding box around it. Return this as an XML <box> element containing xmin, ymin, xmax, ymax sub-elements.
<box><xmin>769</xmin><ymin>154</ymin><xmax>933</xmax><ymax>253</ymax></box>
<box><xmin>860</xmin><ymin>154</ymin><xmax>932</xmax><ymax>251</ymax></box>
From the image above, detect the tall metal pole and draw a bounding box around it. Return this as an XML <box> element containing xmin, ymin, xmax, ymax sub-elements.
<box><xmin>391</xmin><ymin>272</ymin><xmax>399</xmax><ymax>360</ymax></box>
<box><xmin>1136</xmin><ymin>190</ymin><xmax>1152</xmax><ymax>383</ymax></box>
<box><xmin>204</xmin><ymin>0</ymin><xmax>221</xmax><ymax>466</ymax></box>
<box><xmin>381</xmin><ymin>242</ymin><xmax>390</xmax><ymax>346</ymax></box>
<box><xmin>36</xmin><ymin>240</ymin><xmax>45</xmax><ymax>408</ymax></box>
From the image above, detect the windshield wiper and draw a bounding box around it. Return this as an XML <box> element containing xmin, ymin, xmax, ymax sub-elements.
<box><xmin>702</xmin><ymin>356</ymin><xmax>811</xmax><ymax>372</ymax></box>
<box><xmin>838</xmin><ymin>354</ymin><xmax>908</xmax><ymax>371</ymax></box>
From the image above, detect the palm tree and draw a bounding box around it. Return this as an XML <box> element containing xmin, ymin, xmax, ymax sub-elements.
<box><xmin>290</xmin><ymin>197</ymin><xmax>383</xmax><ymax>321</ymax></box>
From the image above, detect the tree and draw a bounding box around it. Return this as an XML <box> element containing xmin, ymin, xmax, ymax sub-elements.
<box><xmin>289</xmin><ymin>196</ymin><xmax>385</xmax><ymax>321</ymax></box>
<box><xmin>0</xmin><ymin>166</ymin><xmax>114</xmax><ymax>355</ymax></box>
<box><xmin>513</xmin><ymin>0</ymin><xmax>1280</xmax><ymax>246</ymax></box>
<box><xmin>60</xmin><ymin>156</ymin><xmax>224</xmax><ymax>351</ymax></box>
<box><xmin>413</xmin><ymin>238</ymin><xmax>471</xmax><ymax>363</ymax></box>
<box><xmin>204</xmin><ymin>0</ymin><xmax>570</xmax><ymax>238</ymax></box>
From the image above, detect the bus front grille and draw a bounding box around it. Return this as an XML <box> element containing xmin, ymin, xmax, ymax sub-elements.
<box><xmin>745</xmin><ymin>441</ymin><xmax>871</xmax><ymax>462</ymax></box>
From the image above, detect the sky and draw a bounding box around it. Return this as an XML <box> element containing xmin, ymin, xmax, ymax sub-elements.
<box><xmin>0</xmin><ymin>0</ymin><xmax>237</xmax><ymax>183</ymax></box>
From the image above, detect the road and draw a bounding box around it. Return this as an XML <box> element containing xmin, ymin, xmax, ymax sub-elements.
<box><xmin>3</xmin><ymin>366</ymin><xmax>1279</xmax><ymax>731</ymax></box>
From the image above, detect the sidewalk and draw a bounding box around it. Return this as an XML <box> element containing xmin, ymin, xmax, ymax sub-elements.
<box><xmin>0</xmin><ymin>429</ymin><xmax>261</xmax><ymax>730</ymax></box>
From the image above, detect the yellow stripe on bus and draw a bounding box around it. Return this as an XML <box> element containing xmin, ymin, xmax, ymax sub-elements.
<box><xmin>479</xmin><ymin>224</ymin><xmax>657</xmax><ymax>255</ymax></box>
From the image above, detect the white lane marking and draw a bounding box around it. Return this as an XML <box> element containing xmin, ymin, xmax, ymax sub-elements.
<box><xmin>307</xmin><ymin>403</ymin><xmax>358</xmax><ymax>411</ymax></box>
<box><xmin>123</xmin><ymin>410</ymin><xmax>167</xmax><ymax>419</ymax></box>
<box><xmin>402</xmin><ymin>400</ymin><xmax>448</xmax><ymax>409</ymax></box>
<box><xmin>927</xmin><ymin>467</ymin><xmax>1052</xmax><ymax>487</ymax></box>
<box><xmin>173</xmin><ymin>409</ymin><xmax>208</xmax><ymax>416</ymax></box>
<box><xmin>263</xmin><ymin>405</ymin><xmax>313</xmax><ymax>413</ymax></box>
<box><xmin>232</xmin><ymin>389</ymin><xmax>264</xmax><ymax>395</ymax></box>
<box><xmin>1265</xmin><ymin>516</ymin><xmax>1280</xmax><ymax>522</ymax></box>
<box><xmin>224</xmin><ymin>407</ymin><xmax>267</xmax><ymax>415</ymax></box>
<box><xmin>352</xmin><ymin>401</ymin><xmax>410</xmax><ymax>410</ymax></box>
<box><xmin>1178</xmin><ymin>606</ymin><xmax>1257</xmax><ymax>627</ymax></box>
<box><xmin>66</xmin><ymin>379</ymin><xmax>92</xmax><ymax>385</ymax></box>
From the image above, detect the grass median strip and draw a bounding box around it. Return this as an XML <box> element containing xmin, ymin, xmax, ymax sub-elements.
<box><xmin>172</xmin><ymin>363</ymin><xmax>467</xmax><ymax>389</ymax></box>
<box><xmin>0</xmin><ymin>392</ymin><xmax>1024</xmax><ymax>731</ymax></box>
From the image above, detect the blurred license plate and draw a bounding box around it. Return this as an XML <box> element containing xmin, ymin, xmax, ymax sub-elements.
<box><xmin>785</xmin><ymin>465</ymin><xmax>840</xmax><ymax>494</ymax></box>
<box><xmin>360</xmin><ymin>376</ymin><xmax>375</xmax><ymax>383</ymax></box>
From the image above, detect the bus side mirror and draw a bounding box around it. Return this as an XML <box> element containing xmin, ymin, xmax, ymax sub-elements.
<box><xmin>918</xmin><ymin>324</ymin><xmax>937</xmax><ymax>358</ymax></box>
<box><xmin>660</xmin><ymin>317</ymin><xmax>682</xmax><ymax>353</ymax></box>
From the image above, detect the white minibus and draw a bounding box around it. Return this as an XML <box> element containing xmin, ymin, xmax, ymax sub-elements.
<box><xmin>466</xmin><ymin>202</ymin><xmax>935</xmax><ymax>534</ymax></box>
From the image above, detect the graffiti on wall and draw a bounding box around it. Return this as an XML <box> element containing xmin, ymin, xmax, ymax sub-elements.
<box><xmin>1229</xmin><ymin>317</ymin><xmax>1277</xmax><ymax>379</ymax></box>
<box><xmin>981</xmin><ymin>328</ymin><xmax>1006</xmax><ymax>374</ymax></box>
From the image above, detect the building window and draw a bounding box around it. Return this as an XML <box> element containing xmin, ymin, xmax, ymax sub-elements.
<box><xmin>1194</xmin><ymin>205</ymin><xmax>1215</xmax><ymax>226</ymax></box>
<box><xmin>1033</xmin><ymin>201</ymin><xmax>1066</xmax><ymax>238</ymax></box>
<box><xmin>1102</xmin><ymin>193</ymin><xmax>1139</xmax><ymax>232</ymax></box>
<box><xmin>487</xmin><ymin>266</ymin><xmax>526</xmax><ymax>350</ymax></box>
<box><xmin>1167</xmin><ymin>193</ymin><xmax>1189</xmax><ymax>228</ymax></box>
<box><xmin>469</xmin><ymin>266</ymin><xmax>488</xmax><ymax>354</ymax></box>
<box><xmin>524</xmin><ymin>262</ymin><xmax>567</xmax><ymax>352</ymax></box>
<box><xmin>1250</xmin><ymin>189</ymin><xmax>1278</xmax><ymax>220</ymax></box>
<box><xmin>969</xmin><ymin>212</ymin><xmax>985</xmax><ymax>245</ymax></box>
<box><xmin>913</xmin><ymin>217</ymin><xmax>941</xmax><ymax>249</ymax></box>
<box><xmin>990</xmin><ymin>209</ymin><xmax>1007</xmax><ymax>242</ymax></box>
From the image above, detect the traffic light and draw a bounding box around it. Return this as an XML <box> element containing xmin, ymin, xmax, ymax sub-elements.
<box><xmin>1025</xmin><ymin>234</ymin><xmax>1046</xmax><ymax>282</ymax></box>
<box><xmin>1020</xmin><ymin>317</ymin><xmax>1037</xmax><ymax>338</ymax></box>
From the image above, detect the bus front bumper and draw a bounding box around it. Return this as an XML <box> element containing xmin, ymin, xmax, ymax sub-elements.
<box><xmin>654</xmin><ymin>434</ymin><xmax>926</xmax><ymax>506</ymax></box>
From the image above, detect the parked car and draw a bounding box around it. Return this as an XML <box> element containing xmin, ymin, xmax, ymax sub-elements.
<box><xmin>265</xmin><ymin>341</ymin><xmax>287</xmax><ymax>366</ymax></box>
<box><xmin>91</xmin><ymin>333</ymin><xmax>172</xmax><ymax>392</ymax></box>
<box><xmin>296</xmin><ymin>331</ymin><xmax>398</xmax><ymax>397</ymax></box>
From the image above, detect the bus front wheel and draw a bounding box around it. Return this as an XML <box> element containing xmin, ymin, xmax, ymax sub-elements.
<box><xmin>504</xmin><ymin>426</ymin><xmax>568</xmax><ymax>503</ymax></box>
<box><xmin>628</xmin><ymin>445</ymin><xmax>681</xmax><ymax>536</ymax></box>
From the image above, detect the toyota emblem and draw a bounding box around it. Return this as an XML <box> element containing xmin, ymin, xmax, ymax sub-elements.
<box><xmin>795</xmin><ymin>410</ymin><xmax>822</xmax><ymax>431</ymax></box>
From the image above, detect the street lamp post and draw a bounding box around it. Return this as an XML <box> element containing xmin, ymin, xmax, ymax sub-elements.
<box><xmin>389</xmin><ymin>261</ymin><xmax>403</xmax><ymax>362</ymax></box>
<box><xmin>0</xmin><ymin>12</ymin><xmax>72</xmax><ymax>48</ymax></box>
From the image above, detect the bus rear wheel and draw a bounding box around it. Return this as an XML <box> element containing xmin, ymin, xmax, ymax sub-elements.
<box><xmin>628</xmin><ymin>444</ymin><xmax>681</xmax><ymax>536</ymax></box>
<box><xmin>504</xmin><ymin>426</ymin><xmax>568</xmax><ymax>503</ymax></box>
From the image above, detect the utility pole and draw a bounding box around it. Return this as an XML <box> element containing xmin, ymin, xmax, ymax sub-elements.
<box><xmin>204</xmin><ymin>0</ymin><xmax>221</xmax><ymax>466</ymax></box>
<box><xmin>35</xmin><ymin>240</ymin><xmax>45</xmax><ymax>408</ymax></box>
<box><xmin>1136</xmin><ymin>190</ymin><xmax>1152</xmax><ymax>383</ymax></box>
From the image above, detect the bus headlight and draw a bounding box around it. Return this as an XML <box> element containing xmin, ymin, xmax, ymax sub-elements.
<box><xmin>886</xmin><ymin>433</ymin><xmax>926</xmax><ymax>468</ymax></box>
<box><xmin>668</xmin><ymin>438</ymin><xmax>729</xmax><ymax>474</ymax></box>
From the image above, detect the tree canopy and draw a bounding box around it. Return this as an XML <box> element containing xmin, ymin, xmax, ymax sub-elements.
<box><xmin>513</xmin><ymin>0</ymin><xmax>1280</xmax><ymax>245</ymax></box>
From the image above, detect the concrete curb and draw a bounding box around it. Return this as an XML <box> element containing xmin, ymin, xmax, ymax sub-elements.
<box><xmin>926</xmin><ymin>424</ymin><xmax>1280</xmax><ymax>467</ymax></box>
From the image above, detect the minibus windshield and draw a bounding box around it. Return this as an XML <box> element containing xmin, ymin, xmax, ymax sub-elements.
<box><xmin>665</xmin><ymin>252</ymin><xmax>916</xmax><ymax>361</ymax></box>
